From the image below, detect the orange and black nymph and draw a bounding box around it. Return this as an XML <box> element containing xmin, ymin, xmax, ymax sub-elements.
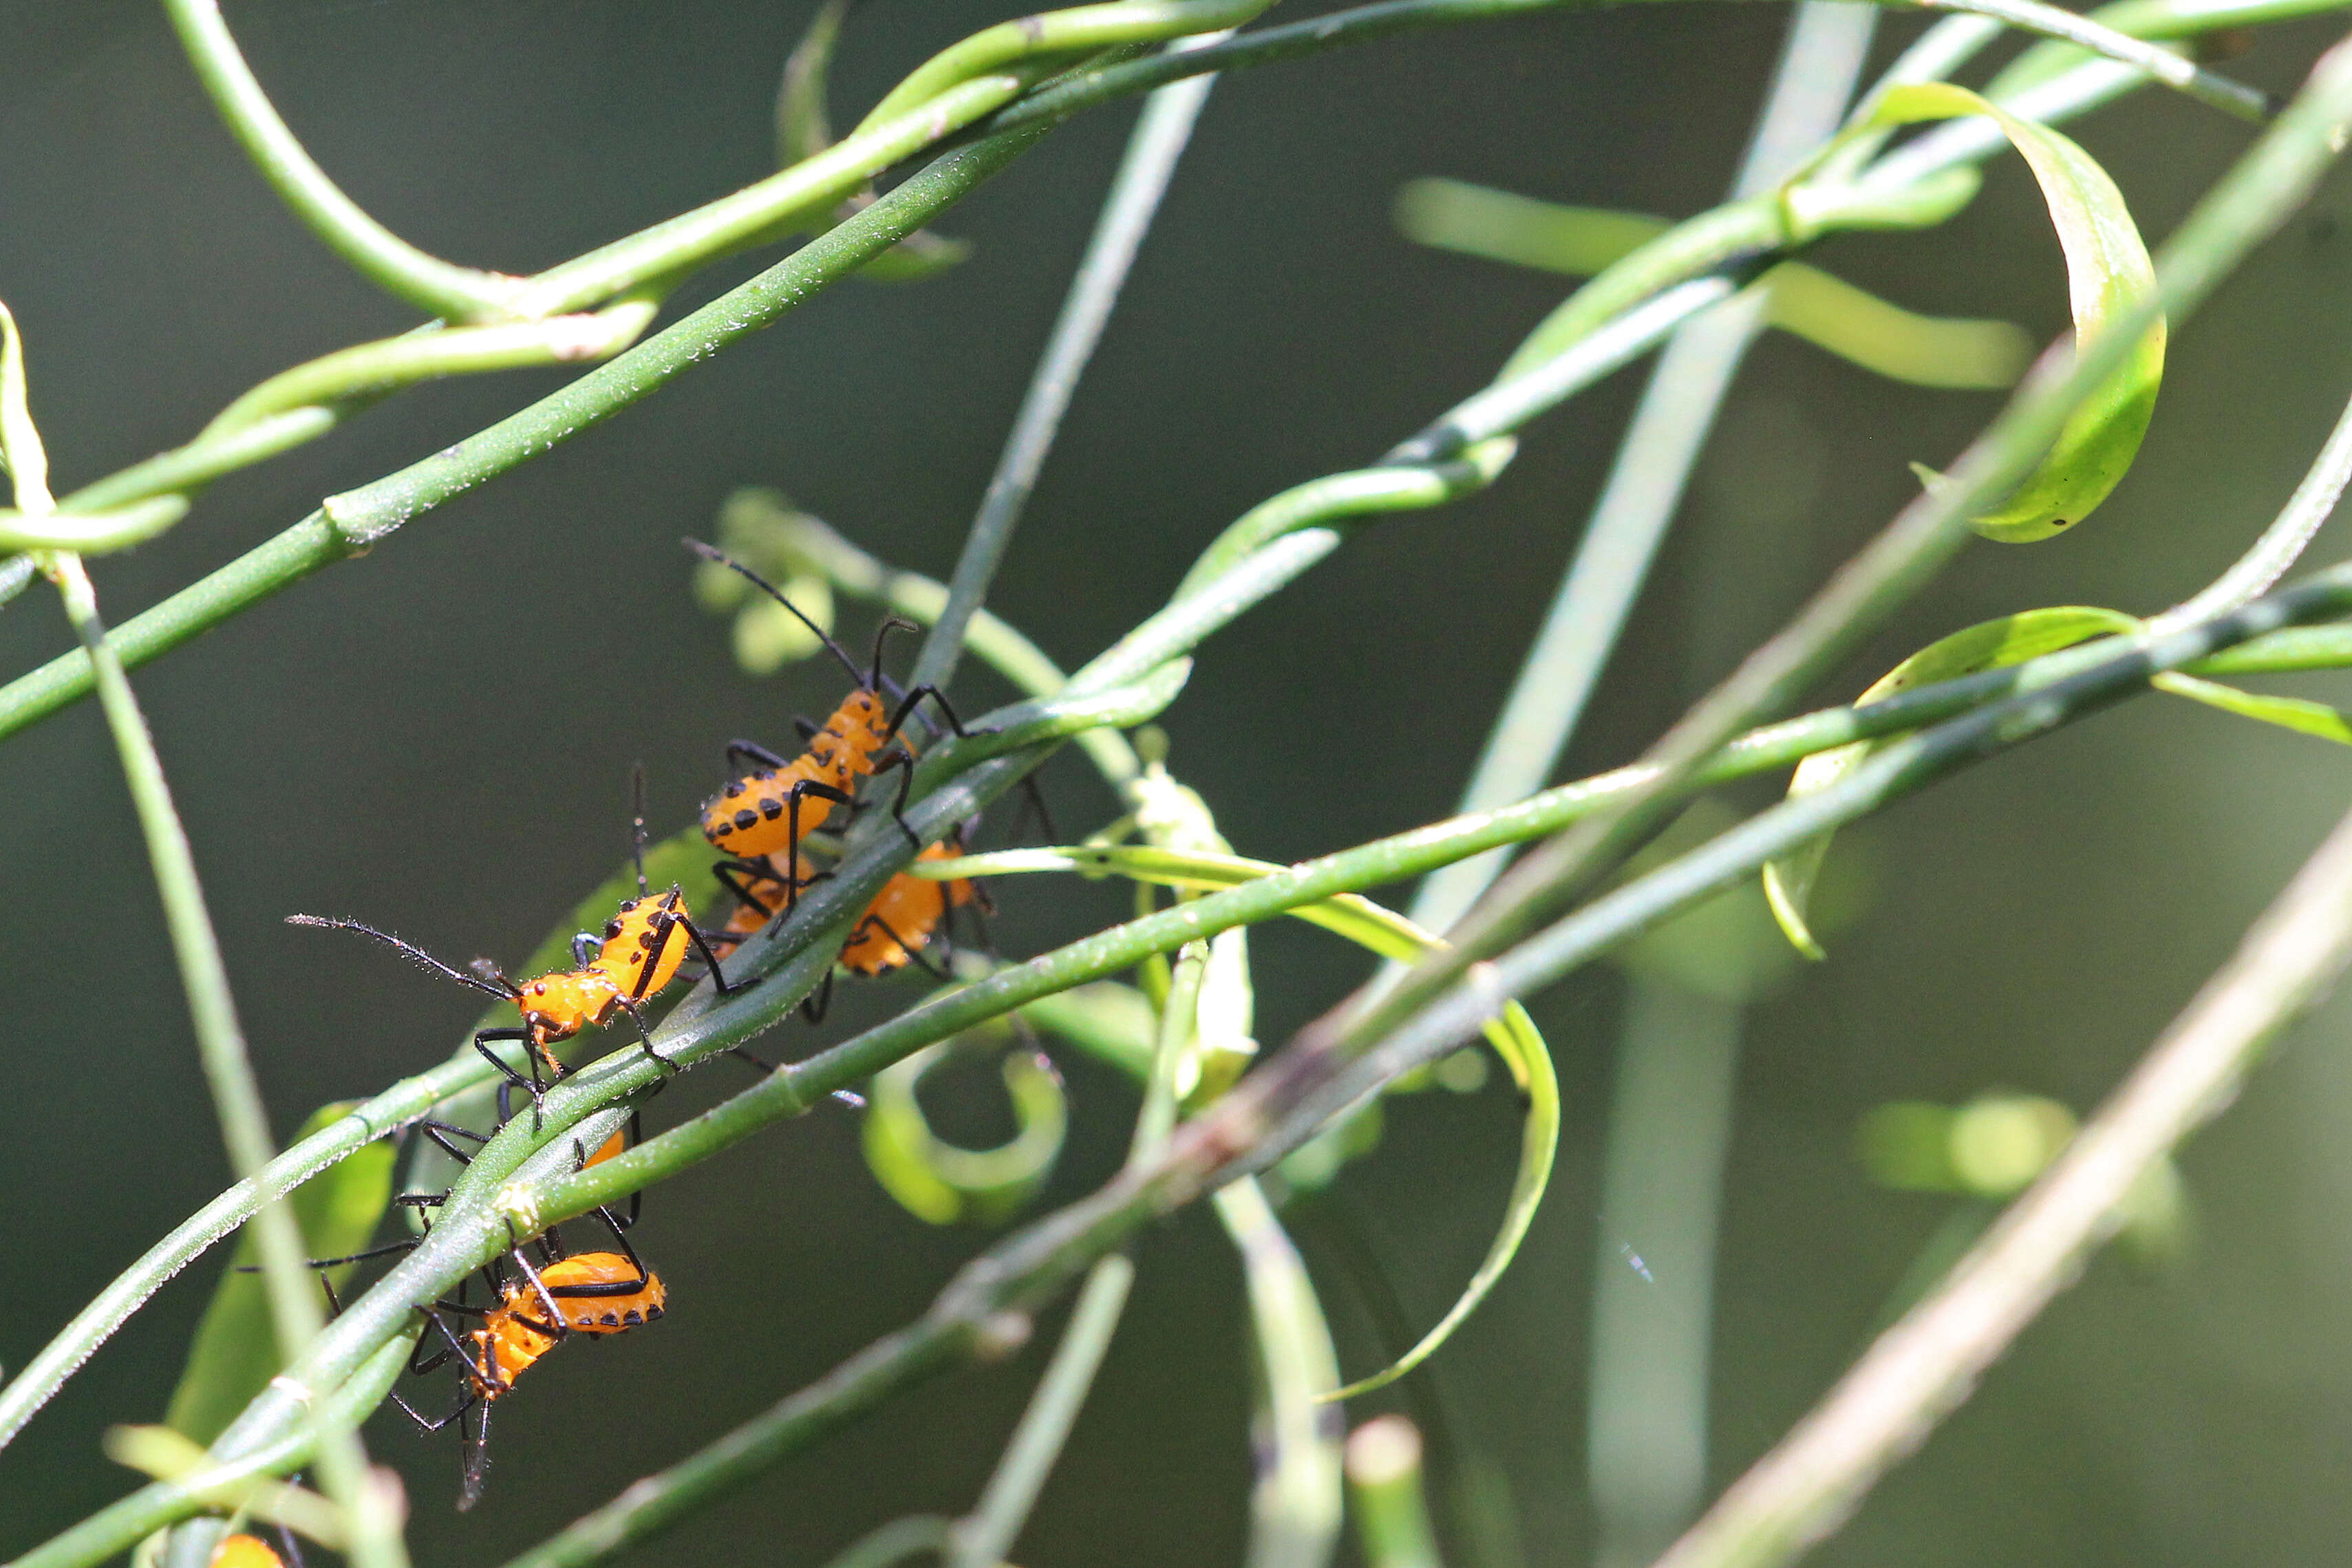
<box><xmin>686</xmin><ymin>539</ymin><xmax>969</xmax><ymax>917</ymax></box>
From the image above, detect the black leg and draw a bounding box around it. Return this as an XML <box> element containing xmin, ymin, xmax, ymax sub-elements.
<box><xmin>572</xmin><ymin>1106</ymin><xmax>645</xmax><ymax>1229</ymax></box>
<box><xmin>798</xmin><ymin>965</ymin><xmax>836</xmax><ymax>1024</ymax></box>
<box><xmin>474</xmin><ymin>1028</ymin><xmax>546</xmax><ymax>1132</ymax></box>
<box><xmin>237</xmin><ymin>1238</ymin><xmax>421</xmax><ymax>1274</ymax></box>
<box><xmin>570</xmin><ymin>932</ymin><xmax>601</xmax><ymax>969</ymax></box>
<box><xmin>782</xmin><ymin>780</ymin><xmax>858</xmax><ymax>914</ymax></box>
<box><xmin>877</xmin><ymin>750</ymin><xmax>922</xmax><ymax>850</ymax></box>
<box><xmin>418</xmin><ymin>1119</ymin><xmax>487</xmax><ymax>1166</ymax></box>
<box><xmin>677</xmin><ymin>915</ymin><xmax>743</xmax><ymax>996</ymax></box>
<box><xmin>885</xmin><ymin>683</ymin><xmax>970</xmax><ymax>742</ymax></box>
<box><xmin>388</xmin><ymin>1386</ymin><xmax>476</xmax><ymax>1437</ymax></box>
<box><xmin>864</xmin><ymin>912</ymin><xmax>954</xmax><ymax>980</ymax></box>
<box><xmin>613</xmin><ymin>996</ymin><xmax>675</xmax><ymax>1075</ymax></box>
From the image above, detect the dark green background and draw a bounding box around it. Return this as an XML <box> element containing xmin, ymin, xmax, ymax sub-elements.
<box><xmin>6</xmin><ymin>1</ymin><xmax>2352</xmax><ymax>1562</ymax></box>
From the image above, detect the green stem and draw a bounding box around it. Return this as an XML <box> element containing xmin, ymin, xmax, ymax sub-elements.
<box><xmin>1346</xmin><ymin>1417</ymin><xmax>1446</xmax><ymax>1568</ymax></box>
<box><xmin>0</xmin><ymin>497</ymin><xmax>189</xmax><ymax>554</ymax></box>
<box><xmin>160</xmin><ymin>0</ymin><xmax>520</xmax><ymax>321</ymax></box>
<box><xmin>858</xmin><ymin>1</ymin><xmax>1274</xmax><ymax>133</ymax></box>
<box><xmin>202</xmin><ymin>301</ymin><xmax>659</xmax><ymax>440</ymax></box>
<box><xmin>44</xmin><ymin>555</ymin><xmax>405</xmax><ymax>1568</ymax></box>
<box><xmin>1217</xmin><ymin>1176</ymin><xmax>1346</xmax><ymax>1568</ymax></box>
<box><xmin>913</xmin><ymin>44</ymin><xmax>1226</xmax><ymax>694</ymax></box>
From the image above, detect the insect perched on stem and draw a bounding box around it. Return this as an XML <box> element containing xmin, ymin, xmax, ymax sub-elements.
<box><xmin>287</xmin><ymin>769</ymin><xmax>742</xmax><ymax>1122</ymax></box>
<box><xmin>686</xmin><ymin>539</ymin><xmax>968</xmax><ymax>912</ymax></box>
<box><xmin>281</xmin><ymin>1122</ymin><xmax>668</xmax><ymax>1511</ymax></box>
<box><xmin>839</xmin><ymin>838</ymin><xmax>987</xmax><ymax>979</ymax></box>
<box><xmin>397</xmin><ymin>1206</ymin><xmax>668</xmax><ymax>1510</ymax></box>
<box><xmin>705</xmin><ymin>835</ymin><xmax>987</xmax><ymax>1022</ymax></box>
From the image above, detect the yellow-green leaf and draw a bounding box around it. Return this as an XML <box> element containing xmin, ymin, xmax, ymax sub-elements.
<box><xmin>1763</xmin><ymin>606</ymin><xmax>2139</xmax><ymax>956</ymax></box>
<box><xmin>163</xmin><ymin>1104</ymin><xmax>396</xmax><ymax>1445</ymax></box>
<box><xmin>1862</xmin><ymin>83</ymin><xmax>2164</xmax><ymax>542</ymax></box>
<box><xmin>2153</xmin><ymin>672</ymin><xmax>2352</xmax><ymax>744</ymax></box>
<box><xmin>0</xmin><ymin>298</ymin><xmax>51</xmax><ymax>511</ymax></box>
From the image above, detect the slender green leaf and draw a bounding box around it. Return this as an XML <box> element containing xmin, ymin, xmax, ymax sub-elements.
<box><xmin>1763</xmin><ymin>606</ymin><xmax>2139</xmax><ymax>955</ymax></box>
<box><xmin>1861</xmin><ymin>83</ymin><xmax>2165</xmax><ymax>541</ymax></box>
<box><xmin>2153</xmin><ymin>671</ymin><xmax>2352</xmax><ymax>742</ymax></box>
<box><xmin>0</xmin><ymin>298</ymin><xmax>52</xmax><ymax>510</ymax></box>
<box><xmin>162</xmin><ymin>1104</ymin><xmax>395</xmax><ymax>1446</ymax></box>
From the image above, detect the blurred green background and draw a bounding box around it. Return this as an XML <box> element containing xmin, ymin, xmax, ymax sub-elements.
<box><xmin>6</xmin><ymin>1</ymin><xmax>2352</xmax><ymax>1562</ymax></box>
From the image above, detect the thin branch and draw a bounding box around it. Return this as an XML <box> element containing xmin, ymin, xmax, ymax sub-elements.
<box><xmin>44</xmin><ymin>555</ymin><xmax>407</xmax><ymax>1568</ymax></box>
<box><xmin>1647</xmin><ymin>797</ymin><xmax>2352</xmax><ymax>1568</ymax></box>
<box><xmin>944</xmin><ymin>949</ymin><xmax>1206</xmax><ymax>1568</ymax></box>
<box><xmin>914</xmin><ymin>41</ymin><xmax>1226</xmax><ymax>694</ymax></box>
<box><xmin>160</xmin><ymin>0</ymin><xmax>520</xmax><ymax>321</ymax></box>
<box><xmin>2151</xmin><ymin>380</ymin><xmax>2352</xmax><ymax>630</ymax></box>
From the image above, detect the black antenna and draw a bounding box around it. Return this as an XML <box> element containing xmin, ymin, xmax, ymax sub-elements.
<box><xmin>630</xmin><ymin>763</ymin><xmax>651</xmax><ymax>896</ymax></box>
<box><xmin>287</xmin><ymin>914</ymin><xmax>517</xmax><ymax>1000</ymax></box>
<box><xmin>685</xmin><ymin>539</ymin><xmax>866</xmax><ymax>688</ymax></box>
<box><xmin>866</xmin><ymin>616</ymin><xmax>920</xmax><ymax>698</ymax></box>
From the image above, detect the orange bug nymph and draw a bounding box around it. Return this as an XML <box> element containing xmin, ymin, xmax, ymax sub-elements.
<box><xmin>394</xmin><ymin>1205</ymin><xmax>668</xmax><ymax>1510</ymax></box>
<box><xmin>840</xmin><ymin>839</ymin><xmax>987</xmax><ymax>979</ymax></box>
<box><xmin>209</xmin><ymin>1534</ymin><xmax>293</xmax><ymax>1568</ymax></box>
<box><xmin>288</xmin><ymin>770</ymin><xmax>743</xmax><ymax>1122</ymax></box>
<box><xmin>686</xmin><ymin>539</ymin><xmax>970</xmax><ymax>918</ymax></box>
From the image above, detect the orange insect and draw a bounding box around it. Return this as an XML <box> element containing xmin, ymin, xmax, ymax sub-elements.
<box><xmin>840</xmin><ymin>841</ymin><xmax>985</xmax><ymax>978</ymax></box>
<box><xmin>687</xmin><ymin>539</ymin><xmax>966</xmax><ymax>910</ymax></box>
<box><xmin>396</xmin><ymin>1207</ymin><xmax>667</xmax><ymax>1510</ymax></box>
<box><xmin>209</xmin><ymin>1534</ymin><xmax>290</xmax><ymax>1568</ymax></box>
<box><xmin>289</xmin><ymin>771</ymin><xmax>742</xmax><ymax>1121</ymax></box>
<box><xmin>709</xmin><ymin>837</ymin><xmax>987</xmax><ymax>1023</ymax></box>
